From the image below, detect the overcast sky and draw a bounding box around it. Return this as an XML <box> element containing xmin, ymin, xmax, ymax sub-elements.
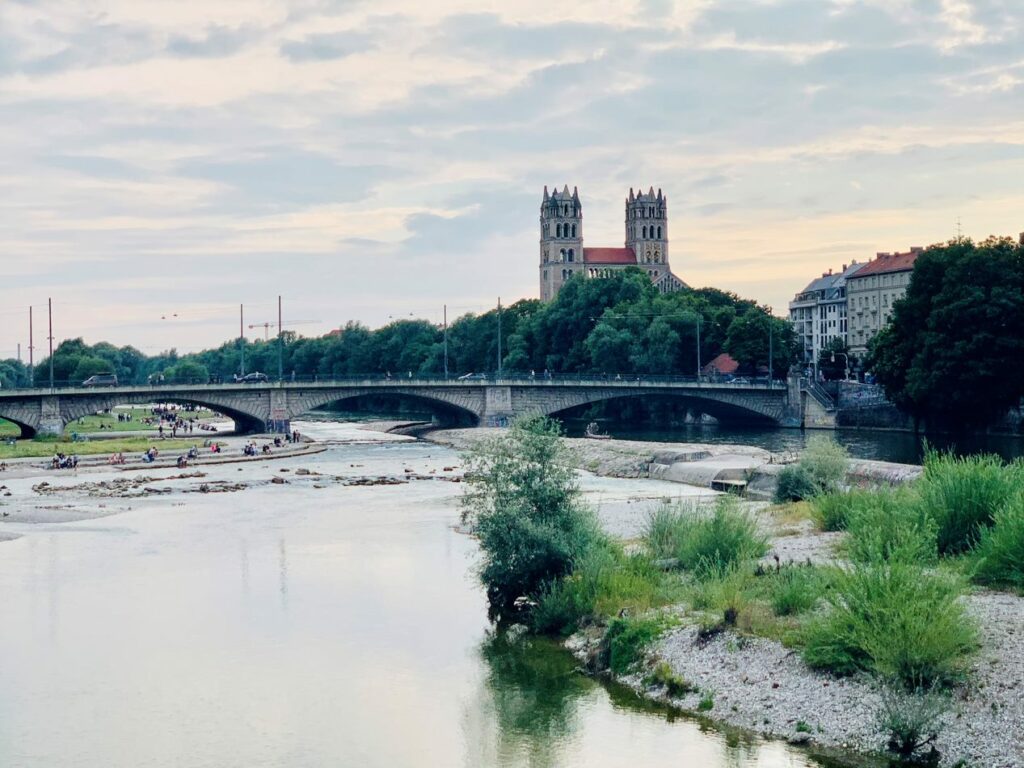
<box><xmin>1</xmin><ymin>0</ymin><xmax>1023</xmax><ymax>357</ymax></box>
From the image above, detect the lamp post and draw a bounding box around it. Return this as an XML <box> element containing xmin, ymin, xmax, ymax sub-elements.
<box><xmin>496</xmin><ymin>297</ymin><xmax>503</xmax><ymax>377</ymax></box>
<box><xmin>831</xmin><ymin>351</ymin><xmax>849</xmax><ymax>381</ymax></box>
<box><xmin>443</xmin><ymin>304</ymin><xmax>449</xmax><ymax>380</ymax></box>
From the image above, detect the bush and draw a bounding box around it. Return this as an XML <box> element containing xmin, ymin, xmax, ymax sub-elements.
<box><xmin>801</xmin><ymin>435</ymin><xmax>850</xmax><ymax>494</ymax></box>
<box><xmin>530</xmin><ymin>546</ymin><xmax>683</xmax><ymax>635</ymax></box>
<box><xmin>774</xmin><ymin>437</ymin><xmax>849</xmax><ymax>503</ymax></box>
<box><xmin>767</xmin><ymin>566</ymin><xmax>824</xmax><ymax>617</ymax></box>
<box><xmin>973</xmin><ymin>493</ymin><xmax>1024</xmax><ymax>588</ymax></box>
<box><xmin>877</xmin><ymin>685</ymin><xmax>950</xmax><ymax>765</ymax></box>
<box><xmin>461</xmin><ymin>416</ymin><xmax>603</xmax><ymax>621</ymax></box>
<box><xmin>809</xmin><ymin>491</ymin><xmax>852</xmax><ymax>531</ymax></box>
<box><xmin>644</xmin><ymin>497</ymin><xmax>767</xmax><ymax>579</ymax></box>
<box><xmin>917</xmin><ymin>451</ymin><xmax>1019</xmax><ymax>555</ymax></box>
<box><xmin>604</xmin><ymin>615</ymin><xmax>675</xmax><ymax>675</ymax></box>
<box><xmin>843</xmin><ymin>488</ymin><xmax>937</xmax><ymax>565</ymax></box>
<box><xmin>774</xmin><ymin>464</ymin><xmax>818</xmax><ymax>503</ymax></box>
<box><xmin>802</xmin><ymin>561</ymin><xmax>977</xmax><ymax>689</ymax></box>
<box><xmin>644</xmin><ymin>661</ymin><xmax>696</xmax><ymax>697</ymax></box>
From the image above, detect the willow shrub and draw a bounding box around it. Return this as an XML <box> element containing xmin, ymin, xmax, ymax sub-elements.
<box><xmin>916</xmin><ymin>451</ymin><xmax>1021</xmax><ymax>555</ymax></box>
<box><xmin>973</xmin><ymin>494</ymin><xmax>1024</xmax><ymax>588</ymax></box>
<box><xmin>773</xmin><ymin>436</ymin><xmax>849</xmax><ymax>503</ymax></box>
<box><xmin>461</xmin><ymin>416</ymin><xmax>603</xmax><ymax>622</ymax></box>
<box><xmin>802</xmin><ymin>560</ymin><xmax>977</xmax><ymax>690</ymax></box>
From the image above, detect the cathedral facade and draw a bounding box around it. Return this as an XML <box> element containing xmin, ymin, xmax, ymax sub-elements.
<box><xmin>539</xmin><ymin>185</ymin><xmax>688</xmax><ymax>301</ymax></box>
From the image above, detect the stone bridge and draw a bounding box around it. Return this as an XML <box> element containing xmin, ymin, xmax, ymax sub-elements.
<box><xmin>0</xmin><ymin>378</ymin><xmax>804</xmax><ymax>438</ymax></box>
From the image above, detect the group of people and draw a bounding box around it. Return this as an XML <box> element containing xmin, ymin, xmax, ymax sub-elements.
<box><xmin>242</xmin><ymin>441</ymin><xmax>272</xmax><ymax>456</ymax></box>
<box><xmin>50</xmin><ymin>453</ymin><xmax>79</xmax><ymax>470</ymax></box>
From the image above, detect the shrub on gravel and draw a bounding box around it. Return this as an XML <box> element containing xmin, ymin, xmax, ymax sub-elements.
<box><xmin>767</xmin><ymin>565</ymin><xmax>826</xmax><ymax>617</ymax></box>
<box><xmin>802</xmin><ymin>560</ymin><xmax>977</xmax><ymax>690</ymax></box>
<box><xmin>774</xmin><ymin>464</ymin><xmax>818</xmax><ymax>503</ymax></box>
<box><xmin>876</xmin><ymin>684</ymin><xmax>950</xmax><ymax>765</ymax></box>
<box><xmin>973</xmin><ymin>493</ymin><xmax>1024</xmax><ymax>589</ymax></box>
<box><xmin>604</xmin><ymin>615</ymin><xmax>677</xmax><ymax>675</ymax></box>
<box><xmin>843</xmin><ymin>488</ymin><xmax>937</xmax><ymax>565</ymax></box>
<box><xmin>916</xmin><ymin>451</ymin><xmax>1020</xmax><ymax>555</ymax></box>
<box><xmin>643</xmin><ymin>497</ymin><xmax>767</xmax><ymax>579</ymax></box>
<box><xmin>773</xmin><ymin>436</ymin><xmax>849</xmax><ymax>503</ymax></box>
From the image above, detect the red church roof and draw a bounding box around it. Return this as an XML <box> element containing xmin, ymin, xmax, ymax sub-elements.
<box><xmin>583</xmin><ymin>247</ymin><xmax>636</xmax><ymax>264</ymax></box>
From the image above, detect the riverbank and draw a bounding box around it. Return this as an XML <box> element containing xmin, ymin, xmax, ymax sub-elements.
<box><xmin>432</xmin><ymin>423</ymin><xmax>1023</xmax><ymax>768</ymax></box>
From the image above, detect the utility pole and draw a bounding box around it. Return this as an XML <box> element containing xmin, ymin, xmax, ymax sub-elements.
<box><xmin>496</xmin><ymin>297</ymin><xmax>503</xmax><ymax>376</ymax></box>
<box><xmin>768</xmin><ymin>319</ymin><xmax>774</xmax><ymax>387</ymax></box>
<box><xmin>28</xmin><ymin>306</ymin><xmax>34</xmax><ymax>387</ymax></box>
<box><xmin>239</xmin><ymin>304</ymin><xmax>245</xmax><ymax>377</ymax></box>
<box><xmin>47</xmin><ymin>298</ymin><xmax>54</xmax><ymax>390</ymax></box>
<box><xmin>443</xmin><ymin>304</ymin><xmax>449</xmax><ymax>380</ymax></box>
<box><xmin>695</xmin><ymin>314</ymin><xmax>702</xmax><ymax>378</ymax></box>
<box><xmin>277</xmin><ymin>295</ymin><xmax>283</xmax><ymax>382</ymax></box>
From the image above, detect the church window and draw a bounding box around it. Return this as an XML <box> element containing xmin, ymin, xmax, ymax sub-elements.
<box><xmin>571</xmin><ymin>224</ymin><xmax>576</xmax><ymax>237</ymax></box>
<box><xmin>564</xmin><ymin>204</ymin><xmax>569</xmax><ymax>215</ymax></box>
<box><xmin>642</xmin><ymin>226</ymin><xmax>647</xmax><ymax>238</ymax></box>
<box><xmin>567</xmin><ymin>249</ymin><xmax>574</xmax><ymax>262</ymax></box>
<box><xmin>657</xmin><ymin>226</ymin><xmax>662</xmax><ymax>239</ymax></box>
<box><xmin>556</xmin><ymin>223</ymin><xmax>562</xmax><ymax>237</ymax></box>
<box><xmin>559</xmin><ymin>248</ymin><xmax>566</xmax><ymax>261</ymax></box>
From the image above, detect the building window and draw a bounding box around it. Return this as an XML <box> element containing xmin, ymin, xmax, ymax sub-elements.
<box><xmin>657</xmin><ymin>226</ymin><xmax>662</xmax><ymax>239</ymax></box>
<box><xmin>567</xmin><ymin>249</ymin><xmax>574</xmax><ymax>262</ymax></box>
<box><xmin>571</xmin><ymin>224</ymin><xmax>576</xmax><ymax>237</ymax></box>
<box><xmin>643</xmin><ymin>225</ymin><xmax>647</xmax><ymax>238</ymax></box>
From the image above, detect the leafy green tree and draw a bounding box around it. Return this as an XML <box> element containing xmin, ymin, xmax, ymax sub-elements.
<box><xmin>868</xmin><ymin>237</ymin><xmax>1024</xmax><ymax>430</ymax></box>
<box><xmin>460</xmin><ymin>416</ymin><xmax>601</xmax><ymax>622</ymax></box>
<box><xmin>818</xmin><ymin>338</ymin><xmax>854</xmax><ymax>381</ymax></box>
<box><xmin>165</xmin><ymin>360</ymin><xmax>210</xmax><ymax>383</ymax></box>
<box><xmin>724</xmin><ymin>308</ymin><xmax>798</xmax><ymax>376</ymax></box>
<box><xmin>71</xmin><ymin>355</ymin><xmax>114</xmax><ymax>382</ymax></box>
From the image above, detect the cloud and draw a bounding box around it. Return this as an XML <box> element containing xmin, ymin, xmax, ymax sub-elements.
<box><xmin>280</xmin><ymin>31</ymin><xmax>374</xmax><ymax>61</ymax></box>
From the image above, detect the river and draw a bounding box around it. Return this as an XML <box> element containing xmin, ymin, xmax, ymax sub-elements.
<box><xmin>0</xmin><ymin>422</ymin><xmax>849</xmax><ymax>768</ymax></box>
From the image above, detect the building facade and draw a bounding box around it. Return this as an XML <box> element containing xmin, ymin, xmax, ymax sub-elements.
<box><xmin>539</xmin><ymin>185</ymin><xmax>687</xmax><ymax>301</ymax></box>
<box><xmin>788</xmin><ymin>262</ymin><xmax>864</xmax><ymax>367</ymax></box>
<box><xmin>846</xmin><ymin>248</ymin><xmax>921</xmax><ymax>357</ymax></box>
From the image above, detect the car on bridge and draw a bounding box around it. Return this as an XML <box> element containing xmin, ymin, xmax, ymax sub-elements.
<box><xmin>82</xmin><ymin>374</ymin><xmax>118</xmax><ymax>388</ymax></box>
<box><xmin>233</xmin><ymin>372</ymin><xmax>269</xmax><ymax>383</ymax></box>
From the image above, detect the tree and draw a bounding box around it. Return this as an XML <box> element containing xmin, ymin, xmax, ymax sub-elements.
<box><xmin>818</xmin><ymin>337</ymin><xmax>854</xmax><ymax>381</ymax></box>
<box><xmin>71</xmin><ymin>355</ymin><xmax>114</xmax><ymax>382</ymax></box>
<box><xmin>460</xmin><ymin>416</ymin><xmax>601</xmax><ymax>622</ymax></box>
<box><xmin>724</xmin><ymin>308</ymin><xmax>798</xmax><ymax>377</ymax></box>
<box><xmin>868</xmin><ymin>237</ymin><xmax>1024</xmax><ymax>430</ymax></box>
<box><xmin>165</xmin><ymin>360</ymin><xmax>210</xmax><ymax>383</ymax></box>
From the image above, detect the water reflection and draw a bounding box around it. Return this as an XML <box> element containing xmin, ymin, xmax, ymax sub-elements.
<box><xmin>474</xmin><ymin>631</ymin><xmax>835</xmax><ymax>768</ymax></box>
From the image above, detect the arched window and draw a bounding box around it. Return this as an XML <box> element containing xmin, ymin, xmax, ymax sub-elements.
<box><xmin>564</xmin><ymin>204</ymin><xmax>569</xmax><ymax>215</ymax></box>
<box><xmin>571</xmin><ymin>224</ymin><xmax>576</xmax><ymax>237</ymax></box>
<box><xmin>657</xmin><ymin>226</ymin><xmax>662</xmax><ymax>239</ymax></box>
<box><xmin>567</xmin><ymin>249</ymin><xmax>574</xmax><ymax>262</ymax></box>
<box><xmin>559</xmin><ymin>248</ymin><xmax>566</xmax><ymax>261</ymax></box>
<box><xmin>556</xmin><ymin>223</ymin><xmax>562</xmax><ymax>238</ymax></box>
<box><xmin>642</xmin><ymin>226</ymin><xmax>647</xmax><ymax>238</ymax></box>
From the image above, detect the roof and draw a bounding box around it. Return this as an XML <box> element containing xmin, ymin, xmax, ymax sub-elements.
<box><xmin>703</xmin><ymin>353</ymin><xmax>739</xmax><ymax>375</ymax></box>
<box><xmin>848</xmin><ymin>249</ymin><xmax>920</xmax><ymax>278</ymax></box>
<box><xmin>583</xmin><ymin>247</ymin><xmax>636</xmax><ymax>264</ymax></box>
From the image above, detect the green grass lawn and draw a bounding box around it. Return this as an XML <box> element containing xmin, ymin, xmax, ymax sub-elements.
<box><xmin>0</xmin><ymin>436</ymin><xmax>219</xmax><ymax>460</ymax></box>
<box><xmin>63</xmin><ymin>407</ymin><xmax>224</xmax><ymax>436</ymax></box>
<box><xmin>0</xmin><ymin>419</ymin><xmax>19</xmax><ymax>438</ymax></box>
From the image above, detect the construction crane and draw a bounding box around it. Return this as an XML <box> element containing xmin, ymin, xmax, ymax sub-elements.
<box><xmin>247</xmin><ymin>320</ymin><xmax>318</xmax><ymax>341</ymax></box>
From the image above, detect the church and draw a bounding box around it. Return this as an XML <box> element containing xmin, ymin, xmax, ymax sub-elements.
<box><xmin>539</xmin><ymin>185</ymin><xmax>688</xmax><ymax>301</ymax></box>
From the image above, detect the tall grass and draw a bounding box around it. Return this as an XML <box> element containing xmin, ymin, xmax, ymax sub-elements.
<box><xmin>767</xmin><ymin>566</ymin><xmax>825</xmax><ymax>617</ymax></box>
<box><xmin>603</xmin><ymin>615</ymin><xmax>677</xmax><ymax>674</ymax></box>
<box><xmin>916</xmin><ymin>451</ymin><xmax>1021</xmax><ymax>555</ymax></box>
<box><xmin>643</xmin><ymin>497</ymin><xmax>768</xmax><ymax>579</ymax></box>
<box><xmin>530</xmin><ymin>545</ymin><xmax>684</xmax><ymax>635</ymax></box>
<box><xmin>842</xmin><ymin>487</ymin><xmax>937</xmax><ymax>564</ymax></box>
<box><xmin>802</xmin><ymin>560</ymin><xmax>977</xmax><ymax>690</ymax></box>
<box><xmin>973</xmin><ymin>493</ymin><xmax>1024</xmax><ymax>589</ymax></box>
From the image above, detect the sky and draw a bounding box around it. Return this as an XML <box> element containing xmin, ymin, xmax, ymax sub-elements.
<box><xmin>1</xmin><ymin>0</ymin><xmax>1023</xmax><ymax>357</ymax></box>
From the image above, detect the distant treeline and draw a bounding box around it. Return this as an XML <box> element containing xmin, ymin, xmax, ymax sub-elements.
<box><xmin>0</xmin><ymin>269</ymin><xmax>797</xmax><ymax>387</ymax></box>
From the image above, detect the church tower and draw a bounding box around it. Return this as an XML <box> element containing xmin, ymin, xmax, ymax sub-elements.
<box><xmin>539</xmin><ymin>184</ymin><xmax>583</xmax><ymax>301</ymax></box>
<box><xmin>625</xmin><ymin>187</ymin><xmax>668</xmax><ymax>269</ymax></box>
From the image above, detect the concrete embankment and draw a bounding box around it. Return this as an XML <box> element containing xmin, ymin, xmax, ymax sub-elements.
<box><xmin>419</xmin><ymin>427</ymin><xmax>922</xmax><ymax>496</ymax></box>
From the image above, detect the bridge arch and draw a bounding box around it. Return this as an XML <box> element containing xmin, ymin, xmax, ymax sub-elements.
<box><xmin>0</xmin><ymin>408</ymin><xmax>40</xmax><ymax>439</ymax></box>
<box><xmin>292</xmin><ymin>388</ymin><xmax>481</xmax><ymax>427</ymax></box>
<box><xmin>536</xmin><ymin>389</ymin><xmax>783</xmax><ymax>426</ymax></box>
<box><xmin>59</xmin><ymin>392</ymin><xmax>267</xmax><ymax>435</ymax></box>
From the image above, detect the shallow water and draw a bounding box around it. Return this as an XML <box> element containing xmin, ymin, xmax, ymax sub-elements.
<box><xmin>0</xmin><ymin>422</ymin><xmax>835</xmax><ymax>768</ymax></box>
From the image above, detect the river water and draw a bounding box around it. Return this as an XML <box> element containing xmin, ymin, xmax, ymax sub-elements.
<box><xmin>0</xmin><ymin>422</ymin><xmax>843</xmax><ymax>768</ymax></box>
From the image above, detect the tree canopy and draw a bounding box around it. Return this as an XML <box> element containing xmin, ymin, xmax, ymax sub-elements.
<box><xmin>867</xmin><ymin>237</ymin><xmax>1024</xmax><ymax>430</ymax></box>
<box><xmin>18</xmin><ymin>270</ymin><xmax>796</xmax><ymax>386</ymax></box>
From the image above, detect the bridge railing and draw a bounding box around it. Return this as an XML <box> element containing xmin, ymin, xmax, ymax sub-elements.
<box><xmin>0</xmin><ymin>372</ymin><xmax>787</xmax><ymax>394</ymax></box>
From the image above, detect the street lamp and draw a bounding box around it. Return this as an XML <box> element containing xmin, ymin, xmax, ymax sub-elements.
<box><xmin>831</xmin><ymin>352</ymin><xmax>849</xmax><ymax>381</ymax></box>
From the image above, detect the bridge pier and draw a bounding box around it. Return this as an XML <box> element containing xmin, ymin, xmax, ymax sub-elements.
<box><xmin>39</xmin><ymin>397</ymin><xmax>65</xmax><ymax>437</ymax></box>
<box><xmin>481</xmin><ymin>386</ymin><xmax>514</xmax><ymax>427</ymax></box>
